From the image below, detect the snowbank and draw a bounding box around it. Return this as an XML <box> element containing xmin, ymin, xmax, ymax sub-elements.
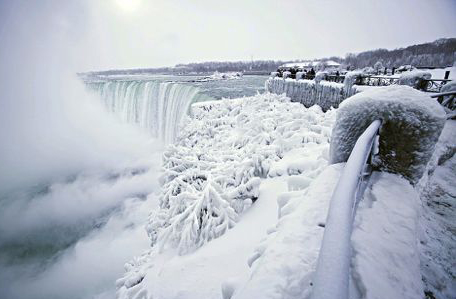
<box><xmin>265</xmin><ymin>77</ymin><xmax>349</xmax><ymax>111</ymax></box>
<box><xmin>330</xmin><ymin>85</ymin><xmax>446</xmax><ymax>183</ymax></box>
<box><xmin>232</xmin><ymin>164</ymin><xmax>343</xmax><ymax>299</ymax></box>
<box><xmin>351</xmin><ymin>172</ymin><xmax>423</xmax><ymax>299</ymax></box>
<box><xmin>417</xmin><ymin>120</ymin><xmax>456</xmax><ymax>299</ymax></box>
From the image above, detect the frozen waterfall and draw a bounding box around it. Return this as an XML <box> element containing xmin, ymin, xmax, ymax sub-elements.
<box><xmin>87</xmin><ymin>80</ymin><xmax>205</xmax><ymax>143</ymax></box>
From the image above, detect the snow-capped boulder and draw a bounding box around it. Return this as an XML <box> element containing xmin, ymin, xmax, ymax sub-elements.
<box><xmin>282</xmin><ymin>71</ymin><xmax>292</xmax><ymax>79</ymax></box>
<box><xmin>296</xmin><ymin>71</ymin><xmax>305</xmax><ymax>80</ymax></box>
<box><xmin>270</xmin><ymin>71</ymin><xmax>279</xmax><ymax>78</ymax></box>
<box><xmin>330</xmin><ymin>85</ymin><xmax>446</xmax><ymax>183</ymax></box>
<box><xmin>343</xmin><ymin>71</ymin><xmax>364</xmax><ymax>97</ymax></box>
<box><xmin>314</xmin><ymin>71</ymin><xmax>328</xmax><ymax>83</ymax></box>
<box><xmin>397</xmin><ymin>70</ymin><xmax>431</xmax><ymax>90</ymax></box>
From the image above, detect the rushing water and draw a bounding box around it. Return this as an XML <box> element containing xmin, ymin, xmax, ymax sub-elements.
<box><xmin>0</xmin><ymin>74</ymin><xmax>267</xmax><ymax>299</ymax></box>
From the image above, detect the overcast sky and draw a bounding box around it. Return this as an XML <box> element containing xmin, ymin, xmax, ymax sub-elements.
<box><xmin>1</xmin><ymin>0</ymin><xmax>456</xmax><ymax>71</ymax></box>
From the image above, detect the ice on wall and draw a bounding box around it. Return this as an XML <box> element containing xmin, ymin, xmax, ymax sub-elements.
<box><xmin>265</xmin><ymin>77</ymin><xmax>349</xmax><ymax>111</ymax></box>
<box><xmin>330</xmin><ymin>85</ymin><xmax>446</xmax><ymax>184</ymax></box>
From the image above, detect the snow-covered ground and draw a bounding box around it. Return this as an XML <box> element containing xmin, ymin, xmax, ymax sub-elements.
<box><xmin>418</xmin><ymin>120</ymin><xmax>456</xmax><ymax>299</ymax></box>
<box><xmin>421</xmin><ymin>66</ymin><xmax>456</xmax><ymax>80</ymax></box>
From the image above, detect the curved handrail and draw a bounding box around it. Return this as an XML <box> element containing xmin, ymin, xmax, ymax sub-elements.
<box><xmin>311</xmin><ymin>120</ymin><xmax>381</xmax><ymax>299</ymax></box>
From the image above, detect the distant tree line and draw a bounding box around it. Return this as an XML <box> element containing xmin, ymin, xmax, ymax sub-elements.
<box><xmin>343</xmin><ymin>38</ymin><xmax>456</xmax><ymax>70</ymax></box>
<box><xmin>85</xmin><ymin>38</ymin><xmax>455</xmax><ymax>76</ymax></box>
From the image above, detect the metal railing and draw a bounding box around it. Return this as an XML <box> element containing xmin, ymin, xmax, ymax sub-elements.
<box><xmin>421</xmin><ymin>79</ymin><xmax>452</xmax><ymax>93</ymax></box>
<box><xmin>272</xmin><ymin>72</ymin><xmax>452</xmax><ymax>92</ymax></box>
<box><xmin>360</xmin><ymin>75</ymin><xmax>399</xmax><ymax>87</ymax></box>
<box><xmin>430</xmin><ymin>90</ymin><xmax>456</xmax><ymax>110</ymax></box>
<box><xmin>311</xmin><ymin>120</ymin><xmax>381</xmax><ymax>299</ymax></box>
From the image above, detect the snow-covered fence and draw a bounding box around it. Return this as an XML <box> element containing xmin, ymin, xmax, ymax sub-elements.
<box><xmin>311</xmin><ymin>120</ymin><xmax>381</xmax><ymax>299</ymax></box>
<box><xmin>330</xmin><ymin>85</ymin><xmax>446</xmax><ymax>184</ymax></box>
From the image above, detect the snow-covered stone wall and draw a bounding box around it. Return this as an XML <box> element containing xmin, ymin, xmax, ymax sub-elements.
<box><xmin>330</xmin><ymin>85</ymin><xmax>446</xmax><ymax>184</ymax></box>
<box><xmin>265</xmin><ymin>77</ymin><xmax>363</xmax><ymax>111</ymax></box>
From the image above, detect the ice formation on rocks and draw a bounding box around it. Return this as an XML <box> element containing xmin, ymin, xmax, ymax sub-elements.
<box><xmin>330</xmin><ymin>85</ymin><xmax>446</xmax><ymax>183</ymax></box>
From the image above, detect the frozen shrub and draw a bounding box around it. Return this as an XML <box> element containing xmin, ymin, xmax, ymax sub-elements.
<box><xmin>397</xmin><ymin>70</ymin><xmax>431</xmax><ymax>90</ymax></box>
<box><xmin>147</xmin><ymin>93</ymin><xmax>335</xmax><ymax>254</ymax></box>
<box><xmin>330</xmin><ymin>85</ymin><xmax>446</xmax><ymax>183</ymax></box>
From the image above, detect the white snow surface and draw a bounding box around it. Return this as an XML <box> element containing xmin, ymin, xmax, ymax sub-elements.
<box><xmin>417</xmin><ymin>120</ymin><xmax>456</xmax><ymax>299</ymax></box>
<box><xmin>351</xmin><ymin>172</ymin><xmax>423</xmax><ymax>299</ymax></box>
<box><xmin>420</xmin><ymin>66</ymin><xmax>456</xmax><ymax>80</ymax></box>
<box><xmin>233</xmin><ymin>164</ymin><xmax>343</xmax><ymax>299</ymax></box>
<box><xmin>116</xmin><ymin>93</ymin><xmax>336</xmax><ymax>299</ymax></box>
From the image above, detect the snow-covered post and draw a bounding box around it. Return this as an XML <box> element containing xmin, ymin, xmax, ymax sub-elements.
<box><xmin>311</xmin><ymin>120</ymin><xmax>381</xmax><ymax>299</ymax></box>
<box><xmin>397</xmin><ymin>70</ymin><xmax>431</xmax><ymax>91</ymax></box>
<box><xmin>330</xmin><ymin>85</ymin><xmax>446</xmax><ymax>184</ymax></box>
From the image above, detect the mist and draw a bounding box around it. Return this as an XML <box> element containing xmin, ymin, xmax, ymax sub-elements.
<box><xmin>0</xmin><ymin>1</ymin><xmax>163</xmax><ymax>298</ymax></box>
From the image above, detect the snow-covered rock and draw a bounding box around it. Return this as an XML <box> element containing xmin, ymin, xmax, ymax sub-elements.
<box><xmin>330</xmin><ymin>85</ymin><xmax>446</xmax><ymax>184</ymax></box>
<box><xmin>315</xmin><ymin>71</ymin><xmax>328</xmax><ymax>83</ymax></box>
<box><xmin>343</xmin><ymin>71</ymin><xmax>364</xmax><ymax>97</ymax></box>
<box><xmin>397</xmin><ymin>70</ymin><xmax>432</xmax><ymax>90</ymax></box>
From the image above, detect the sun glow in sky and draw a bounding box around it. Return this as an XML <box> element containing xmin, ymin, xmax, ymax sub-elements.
<box><xmin>115</xmin><ymin>0</ymin><xmax>142</xmax><ymax>13</ymax></box>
